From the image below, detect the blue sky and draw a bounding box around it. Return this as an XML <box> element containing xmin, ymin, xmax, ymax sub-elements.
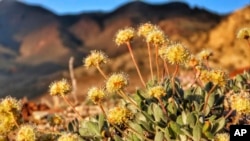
<box><xmin>21</xmin><ymin>0</ymin><xmax>250</xmax><ymax>15</ymax></box>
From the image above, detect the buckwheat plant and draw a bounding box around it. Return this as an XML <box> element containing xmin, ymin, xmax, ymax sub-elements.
<box><xmin>42</xmin><ymin>24</ymin><xmax>250</xmax><ymax>141</ymax></box>
<box><xmin>70</xmin><ymin>23</ymin><xmax>250</xmax><ymax>141</ymax></box>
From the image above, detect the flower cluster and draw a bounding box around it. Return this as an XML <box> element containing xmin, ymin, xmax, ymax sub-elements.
<box><xmin>230</xmin><ymin>91</ymin><xmax>250</xmax><ymax>115</ymax></box>
<box><xmin>0</xmin><ymin>97</ymin><xmax>22</xmax><ymax>135</ymax></box>
<box><xmin>106</xmin><ymin>73</ymin><xmax>128</xmax><ymax>93</ymax></box>
<box><xmin>214</xmin><ymin>133</ymin><xmax>230</xmax><ymax>141</ymax></box>
<box><xmin>49</xmin><ymin>79</ymin><xmax>71</xmax><ymax>96</ymax></box>
<box><xmin>148</xmin><ymin>85</ymin><xmax>166</xmax><ymax>99</ymax></box>
<box><xmin>107</xmin><ymin>106</ymin><xmax>133</xmax><ymax>126</ymax></box>
<box><xmin>146</xmin><ymin>29</ymin><xmax>167</xmax><ymax>46</ymax></box>
<box><xmin>163</xmin><ymin>43</ymin><xmax>190</xmax><ymax>65</ymax></box>
<box><xmin>87</xmin><ymin>87</ymin><xmax>106</xmax><ymax>104</ymax></box>
<box><xmin>16</xmin><ymin>125</ymin><xmax>36</xmax><ymax>141</ymax></box>
<box><xmin>199</xmin><ymin>69</ymin><xmax>227</xmax><ymax>87</ymax></box>
<box><xmin>84</xmin><ymin>50</ymin><xmax>108</xmax><ymax>68</ymax></box>
<box><xmin>58</xmin><ymin>133</ymin><xmax>79</xmax><ymax>141</ymax></box>
<box><xmin>115</xmin><ymin>27</ymin><xmax>135</xmax><ymax>46</ymax></box>
<box><xmin>137</xmin><ymin>22</ymin><xmax>156</xmax><ymax>38</ymax></box>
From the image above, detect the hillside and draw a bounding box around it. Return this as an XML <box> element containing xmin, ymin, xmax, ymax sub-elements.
<box><xmin>0</xmin><ymin>0</ymin><xmax>249</xmax><ymax>99</ymax></box>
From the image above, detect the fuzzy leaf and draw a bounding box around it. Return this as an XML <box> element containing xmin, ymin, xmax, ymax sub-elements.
<box><xmin>211</xmin><ymin>117</ymin><xmax>225</xmax><ymax>134</ymax></box>
<box><xmin>154</xmin><ymin>130</ymin><xmax>164</xmax><ymax>141</ymax></box>
<box><xmin>193</xmin><ymin>123</ymin><xmax>202</xmax><ymax>141</ymax></box>
<box><xmin>152</xmin><ymin>103</ymin><xmax>164</xmax><ymax>122</ymax></box>
<box><xmin>98</xmin><ymin>114</ymin><xmax>105</xmax><ymax>131</ymax></box>
<box><xmin>187</xmin><ymin>112</ymin><xmax>196</xmax><ymax>127</ymax></box>
<box><xmin>128</xmin><ymin>121</ymin><xmax>143</xmax><ymax>134</ymax></box>
<box><xmin>167</xmin><ymin>102</ymin><xmax>177</xmax><ymax>115</ymax></box>
<box><xmin>169</xmin><ymin>121</ymin><xmax>182</xmax><ymax>134</ymax></box>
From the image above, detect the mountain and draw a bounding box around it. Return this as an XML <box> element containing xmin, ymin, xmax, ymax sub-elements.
<box><xmin>0</xmin><ymin>0</ymin><xmax>247</xmax><ymax>99</ymax></box>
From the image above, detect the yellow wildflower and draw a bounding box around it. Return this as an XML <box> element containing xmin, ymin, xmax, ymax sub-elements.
<box><xmin>115</xmin><ymin>27</ymin><xmax>135</xmax><ymax>46</ymax></box>
<box><xmin>107</xmin><ymin>106</ymin><xmax>133</xmax><ymax>126</ymax></box>
<box><xmin>146</xmin><ymin>29</ymin><xmax>167</xmax><ymax>46</ymax></box>
<box><xmin>214</xmin><ymin>133</ymin><xmax>229</xmax><ymax>141</ymax></box>
<box><xmin>209</xmin><ymin>69</ymin><xmax>227</xmax><ymax>87</ymax></box>
<box><xmin>84</xmin><ymin>50</ymin><xmax>108</xmax><ymax>68</ymax></box>
<box><xmin>236</xmin><ymin>27</ymin><xmax>250</xmax><ymax>39</ymax></box>
<box><xmin>58</xmin><ymin>133</ymin><xmax>79</xmax><ymax>141</ymax></box>
<box><xmin>197</xmin><ymin>49</ymin><xmax>213</xmax><ymax>61</ymax></box>
<box><xmin>148</xmin><ymin>85</ymin><xmax>166</xmax><ymax>98</ymax></box>
<box><xmin>0</xmin><ymin>96</ymin><xmax>22</xmax><ymax>113</ymax></box>
<box><xmin>230</xmin><ymin>91</ymin><xmax>250</xmax><ymax>115</ymax></box>
<box><xmin>16</xmin><ymin>125</ymin><xmax>36</xmax><ymax>141</ymax></box>
<box><xmin>106</xmin><ymin>73</ymin><xmax>128</xmax><ymax>93</ymax></box>
<box><xmin>88</xmin><ymin>87</ymin><xmax>106</xmax><ymax>104</ymax></box>
<box><xmin>137</xmin><ymin>22</ymin><xmax>156</xmax><ymax>38</ymax></box>
<box><xmin>49</xmin><ymin>79</ymin><xmax>71</xmax><ymax>96</ymax></box>
<box><xmin>165</xmin><ymin>43</ymin><xmax>190</xmax><ymax>65</ymax></box>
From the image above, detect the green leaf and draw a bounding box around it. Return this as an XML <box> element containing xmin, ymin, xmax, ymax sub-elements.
<box><xmin>181</xmin><ymin>128</ymin><xmax>193</xmax><ymax>139</ymax></box>
<box><xmin>204</xmin><ymin>92</ymin><xmax>215</xmax><ymax>116</ymax></box>
<box><xmin>211</xmin><ymin>117</ymin><xmax>226</xmax><ymax>134</ymax></box>
<box><xmin>167</xmin><ymin>102</ymin><xmax>177</xmax><ymax>115</ymax></box>
<box><xmin>139</xmin><ymin>120</ymin><xmax>153</xmax><ymax>132</ymax></box>
<box><xmin>154</xmin><ymin>130</ymin><xmax>164</xmax><ymax>141</ymax></box>
<box><xmin>187</xmin><ymin>112</ymin><xmax>196</xmax><ymax>127</ymax></box>
<box><xmin>128</xmin><ymin>122</ymin><xmax>143</xmax><ymax>134</ymax></box>
<box><xmin>152</xmin><ymin>103</ymin><xmax>164</xmax><ymax>122</ymax></box>
<box><xmin>169</xmin><ymin>121</ymin><xmax>183</xmax><ymax>134</ymax></box>
<box><xmin>181</xmin><ymin>111</ymin><xmax>187</xmax><ymax>125</ymax></box>
<box><xmin>98</xmin><ymin>114</ymin><xmax>105</xmax><ymax>131</ymax></box>
<box><xmin>204</xmin><ymin>131</ymin><xmax>214</xmax><ymax>140</ymax></box>
<box><xmin>193</xmin><ymin>123</ymin><xmax>202</xmax><ymax>141</ymax></box>
<box><xmin>114</xmin><ymin>135</ymin><xmax>123</xmax><ymax>141</ymax></box>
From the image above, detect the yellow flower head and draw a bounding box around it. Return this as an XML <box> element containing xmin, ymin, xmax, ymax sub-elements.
<box><xmin>236</xmin><ymin>27</ymin><xmax>250</xmax><ymax>39</ymax></box>
<box><xmin>0</xmin><ymin>97</ymin><xmax>22</xmax><ymax>135</ymax></box>
<box><xmin>230</xmin><ymin>91</ymin><xmax>250</xmax><ymax>115</ymax></box>
<box><xmin>199</xmin><ymin>69</ymin><xmax>227</xmax><ymax>87</ymax></box>
<box><xmin>107</xmin><ymin>106</ymin><xmax>133</xmax><ymax>126</ymax></box>
<box><xmin>0</xmin><ymin>96</ymin><xmax>22</xmax><ymax>113</ymax></box>
<box><xmin>146</xmin><ymin>29</ymin><xmax>167</xmax><ymax>46</ymax></box>
<box><xmin>158</xmin><ymin>45</ymin><xmax>168</xmax><ymax>61</ymax></box>
<box><xmin>88</xmin><ymin>87</ymin><xmax>106</xmax><ymax>104</ymax></box>
<box><xmin>214</xmin><ymin>133</ymin><xmax>229</xmax><ymax>141</ymax></box>
<box><xmin>137</xmin><ymin>22</ymin><xmax>156</xmax><ymax>38</ymax></box>
<box><xmin>106</xmin><ymin>73</ymin><xmax>128</xmax><ymax>93</ymax></box>
<box><xmin>16</xmin><ymin>125</ymin><xmax>36</xmax><ymax>141</ymax></box>
<box><xmin>148</xmin><ymin>85</ymin><xmax>166</xmax><ymax>98</ymax></box>
<box><xmin>115</xmin><ymin>27</ymin><xmax>135</xmax><ymax>46</ymax></box>
<box><xmin>58</xmin><ymin>133</ymin><xmax>79</xmax><ymax>141</ymax></box>
<box><xmin>209</xmin><ymin>69</ymin><xmax>227</xmax><ymax>87</ymax></box>
<box><xmin>49</xmin><ymin>79</ymin><xmax>71</xmax><ymax>96</ymax></box>
<box><xmin>84</xmin><ymin>50</ymin><xmax>108</xmax><ymax>68</ymax></box>
<box><xmin>199</xmin><ymin>69</ymin><xmax>211</xmax><ymax>84</ymax></box>
<box><xmin>165</xmin><ymin>43</ymin><xmax>190</xmax><ymax>65</ymax></box>
<box><xmin>198</xmin><ymin>49</ymin><xmax>213</xmax><ymax>61</ymax></box>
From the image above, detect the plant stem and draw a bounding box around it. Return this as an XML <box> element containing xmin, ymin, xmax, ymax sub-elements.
<box><xmin>225</xmin><ymin>109</ymin><xmax>234</xmax><ymax>119</ymax></box>
<box><xmin>147</xmin><ymin>42</ymin><xmax>154</xmax><ymax>80</ymax></box>
<box><xmin>163</xmin><ymin>60</ymin><xmax>170</xmax><ymax>77</ymax></box>
<box><xmin>126</xmin><ymin>42</ymin><xmax>146</xmax><ymax>87</ymax></box>
<box><xmin>119</xmin><ymin>90</ymin><xmax>140</xmax><ymax>111</ymax></box>
<box><xmin>202</xmin><ymin>85</ymin><xmax>217</xmax><ymax>114</ymax></box>
<box><xmin>154</xmin><ymin>44</ymin><xmax>160</xmax><ymax>81</ymax></box>
<box><xmin>62</xmin><ymin>95</ymin><xmax>83</xmax><ymax>120</ymax></box>
<box><xmin>99</xmin><ymin>103</ymin><xmax>107</xmax><ymax>118</ymax></box>
<box><xmin>96</xmin><ymin>65</ymin><xmax>108</xmax><ymax>79</ymax></box>
<box><xmin>172</xmin><ymin>65</ymin><xmax>179</xmax><ymax>95</ymax></box>
<box><xmin>127</xmin><ymin>126</ymin><xmax>154</xmax><ymax>141</ymax></box>
<box><xmin>157</xmin><ymin>98</ymin><xmax>168</xmax><ymax>117</ymax></box>
<box><xmin>69</xmin><ymin>57</ymin><xmax>78</xmax><ymax>103</ymax></box>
